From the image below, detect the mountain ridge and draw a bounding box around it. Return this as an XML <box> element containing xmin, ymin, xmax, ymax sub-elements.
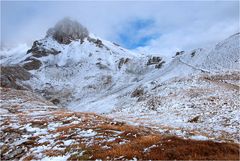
<box><xmin>0</xmin><ymin>18</ymin><xmax>239</xmax><ymax>143</ymax></box>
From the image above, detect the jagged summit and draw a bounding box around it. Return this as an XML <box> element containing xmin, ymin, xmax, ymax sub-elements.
<box><xmin>46</xmin><ymin>17</ymin><xmax>89</xmax><ymax>44</ymax></box>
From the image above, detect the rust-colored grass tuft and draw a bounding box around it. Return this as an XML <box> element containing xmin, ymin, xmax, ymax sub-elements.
<box><xmin>93</xmin><ymin>135</ymin><xmax>239</xmax><ymax>160</ymax></box>
<box><xmin>30</xmin><ymin>120</ymin><xmax>49</xmax><ymax>128</ymax></box>
<box><xmin>55</xmin><ymin>124</ymin><xmax>80</xmax><ymax>133</ymax></box>
<box><xmin>22</xmin><ymin>155</ymin><xmax>36</xmax><ymax>161</ymax></box>
<box><xmin>94</xmin><ymin>135</ymin><xmax>161</xmax><ymax>159</ymax></box>
<box><xmin>96</xmin><ymin>124</ymin><xmax>136</xmax><ymax>133</ymax></box>
<box><xmin>43</xmin><ymin>150</ymin><xmax>64</xmax><ymax>157</ymax></box>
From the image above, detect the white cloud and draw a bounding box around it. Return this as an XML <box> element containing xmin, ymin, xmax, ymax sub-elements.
<box><xmin>135</xmin><ymin>18</ymin><xmax>239</xmax><ymax>58</ymax></box>
<box><xmin>1</xmin><ymin>1</ymin><xmax>239</xmax><ymax>57</ymax></box>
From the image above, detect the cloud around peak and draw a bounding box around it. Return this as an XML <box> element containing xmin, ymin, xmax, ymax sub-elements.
<box><xmin>1</xmin><ymin>1</ymin><xmax>239</xmax><ymax>57</ymax></box>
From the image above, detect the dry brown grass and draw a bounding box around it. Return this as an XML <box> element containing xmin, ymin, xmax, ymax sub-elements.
<box><xmin>55</xmin><ymin>124</ymin><xmax>80</xmax><ymax>133</ymax></box>
<box><xmin>95</xmin><ymin>123</ymin><xmax>134</xmax><ymax>132</ymax></box>
<box><xmin>152</xmin><ymin>136</ymin><xmax>239</xmax><ymax>160</ymax></box>
<box><xmin>30</xmin><ymin>120</ymin><xmax>49</xmax><ymax>128</ymax></box>
<box><xmin>51</xmin><ymin>111</ymin><xmax>74</xmax><ymax>118</ymax></box>
<box><xmin>94</xmin><ymin>134</ymin><xmax>162</xmax><ymax>159</ymax></box>
<box><xmin>93</xmin><ymin>135</ymin><xmax>239</xmax><ymax>160</ymax></box>
<box><xmin>43</xmin><ymin>150</ymin><xmax>64</xmax><ymax>157</ymax></box>
<box><xmin>22</xmin><ymin>155</ymin><xmax>36</xmax><ymax>161</ymax></box>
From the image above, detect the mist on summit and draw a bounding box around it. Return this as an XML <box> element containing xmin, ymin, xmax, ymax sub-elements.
<box><xmin>46</xmin><ymin>17</ymin><xmax>89</xmax><ymax>44</ymax></box>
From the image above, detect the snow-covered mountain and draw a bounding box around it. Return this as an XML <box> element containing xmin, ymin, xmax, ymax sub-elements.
<box><xmin>103</xmin><ymin>33</ymin><xmax>240</xmax><ymax>142</ymax></box>
<box><xmin>1</xmin><ymin>18</ymin><xmax>239</xmax><ymax>142</ymax></box>
<box><xmin>0</xmin><ymin>18</ymin><xmax>165</xmax><ymax>108</ymax></box>
<box><xmin>177</xmin><ymin>32</ymin><xmax>240</xmax><ymax>72</ymax></box>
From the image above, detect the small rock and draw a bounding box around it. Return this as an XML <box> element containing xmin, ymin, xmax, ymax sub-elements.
<box><xmin>188</xmin><ymin>116</ymin><xmax>200</xmax><ymax>123</ymax></box>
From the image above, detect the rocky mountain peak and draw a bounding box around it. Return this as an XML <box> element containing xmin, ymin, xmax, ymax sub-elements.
<box><xmin>46</xmin><ymin>17</ymin><xmax>89</xmax><ymax>44</ymax></box>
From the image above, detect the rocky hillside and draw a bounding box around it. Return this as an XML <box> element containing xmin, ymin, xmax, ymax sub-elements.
<box><xmin>0</xmin><ymin>18</ymin><xmax>239</xmax><ymax>146</ymax></box>
<box><xmin>0</xmin><ymin>18</ymin><xmax>165</xmax><ymax>109</ymax></box>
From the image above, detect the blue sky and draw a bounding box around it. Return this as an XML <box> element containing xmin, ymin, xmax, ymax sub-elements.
<box><xmin>1</xmin><ymin>1</ymin><xmax>239</xmax><ymax>56</ymax></box>
<box><xmin>117</xmin><ymin>19</ymin><xmax>161</xmax><ymax>49</ymax></box>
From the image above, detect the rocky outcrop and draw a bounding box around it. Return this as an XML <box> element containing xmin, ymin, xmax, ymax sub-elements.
<box><xmin>0</xmin><ymin>65</ymin><xmax>31</xmax><ymax>90</ymax></box>
<box><xmin>1</xmin><ymin>66</ymin><xmax>31</xmax><ymax>81</ymax></box>
<box><xmin>22</xmin><ymin>58</ymin><xmax>42</xmax><ymax>70</ymax></box>
<box><xmin>147</xmin><ymin>56</ymin><xmax>162</xmax><ymax>65</ymax></box>
<box><xmin>175</xmin><ymin>51</ymin><xmax>185</xmax><ymax>56</ymax></box>
<box><xmin>27</xmin><ymin>41</ymin><xmax>61</xmax><ymax>58</ymax></box>
<box><xmin>118</xmin><ymin>58</ymin><xmax>130</xmax><ymax>69</ymax></box>
<box><xmin>87</xmin><ymin>37</ymin><xmax>110</xmax><ymax>50</ymax></box>
<box><xmin>24</xmin><ymin>40</ymin><xmax>61</xmax><ymax>69</ymax></box>
<box><xmin>147</xmin><ymin>56</ymin><xmax>165</xmax><ymax>69</ymax></box>
<box><xmin>46</xmin><ymin>17</ymin><xmax>89</xmax><ymax>44</ymax></box>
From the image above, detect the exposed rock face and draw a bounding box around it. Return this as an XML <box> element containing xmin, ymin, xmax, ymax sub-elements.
<box><xmin>175</xmin><ymin>51</ymin><xmax>185</xmax><ymax>56</ymax></box>
<box><xmin>24</xmin><ymin>40</ymin><xmax>61</xmax><ymax>68</ymax></box>
<box><xmin>46</xmin><ymin>17</ymin><xmax>89</xmax><ymax>44</ymax></box>
<box><xmin>87</xmin><ymin>37</ymin><xmax>110</xmax><ymax>50</ymax></box>
<box><xmin>22</xmin><ymin>58</ymin><xmax>42</xmax><ymax>70</ymax></box>
<box><xmin>1</xmin><ymin>66</ymin><xmax>31</xmax><ymax>81</ymax></box>
<box><xmin>118</xmin><ymin>58</ymin><xmax>130</xmax><ymax>69</ymax></box>
<box><xmin>0</xmin><ymin>65</ymin><xmax>31</xmax><ymax>90</ymax></box>
<box><xmin>147</xmin><ymin>56</ymin><xmax>162</xmax><ymax>65</ymax></box>
<box><xmin>147</xmin><ymin>56</ymin><xmax>165</xmax><ymax>69</ymax></box>
<box><xmin>27</xmin><ymin>41</ymin><xmax>61</xmax><ymax>58</ymax></box>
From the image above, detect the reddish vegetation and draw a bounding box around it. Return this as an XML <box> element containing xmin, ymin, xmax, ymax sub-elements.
<box><xmin>94</xmin><ymin>135</ymin><xmax>239</xmax><ymax>160</ymax></box>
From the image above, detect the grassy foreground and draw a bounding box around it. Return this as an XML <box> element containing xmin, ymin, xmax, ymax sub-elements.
<box><xmin>0</xmin><ymin>88</ymin><xmax>239</xmax><ymax>160</ymax></box>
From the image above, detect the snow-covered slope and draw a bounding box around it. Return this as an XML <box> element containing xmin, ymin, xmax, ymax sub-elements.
<box><xmin>1</xmin><ymin>19</ymin><xmax>239</xmax><ymax>142</ymax></box>
<box><xmin>153</xmin><ymin>33</ymin><xmax>240</xmax><ymax>81</ymax></box>
<box><xmin>179</xmin><ymin>33</ymin><xmax>240</xmax><ymax>72</ymax></box>
<box><xmin>68</xmin><ymin>33</ymin><xmax>239</xmax><ymax>112</ymax></box>
<box><xmin>1</xmin><ymin>19</ymin><xmax>239</xmax><ymax>112</ymax></box>
<box><xmin>24</xmin><ymin>36</ymin><xmax>151</xmax><ymax>108</ymax></box>
<box><xmin>0</xmin><ymin>18</ymin><xmax>165</xmax><ymax>110</ymax></box>
<box><xmin>0</xmin><ymin>44</ymin><xmax>30</xmax><ymax>65</ymax></box>
<box><xmin>102</xmin><ymin>33</ymin><xmax>240</xmax><ymax>142</ymax></box>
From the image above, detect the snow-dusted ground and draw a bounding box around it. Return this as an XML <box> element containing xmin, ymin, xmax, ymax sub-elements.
<box><xmin>0</xmin><ymin>44</ymin><xmax>30</xmax><ymax>65</ymax></box>
<box><xmin>1</xmin><ymin>88</ymin><xmax>239</xmax><ymax>160</ymax></box>
<box><xmin>107</xmin><ymin>72</ymin><xmax>240</xmax><ymax>142</ymax></box>
<box><xmin>15</xmin><ymin>36</ymin><xmax>159</xmax><ymax>110</ymax></box>
<box><xmin>1</xmin><ymin>30</ymin><xmax>239</xmax><ymax>145</ymax></box>
<box><xmin>0</xmin><ymin>88</ymin><xmax>131</xmax><ymax>160</ymax></box>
